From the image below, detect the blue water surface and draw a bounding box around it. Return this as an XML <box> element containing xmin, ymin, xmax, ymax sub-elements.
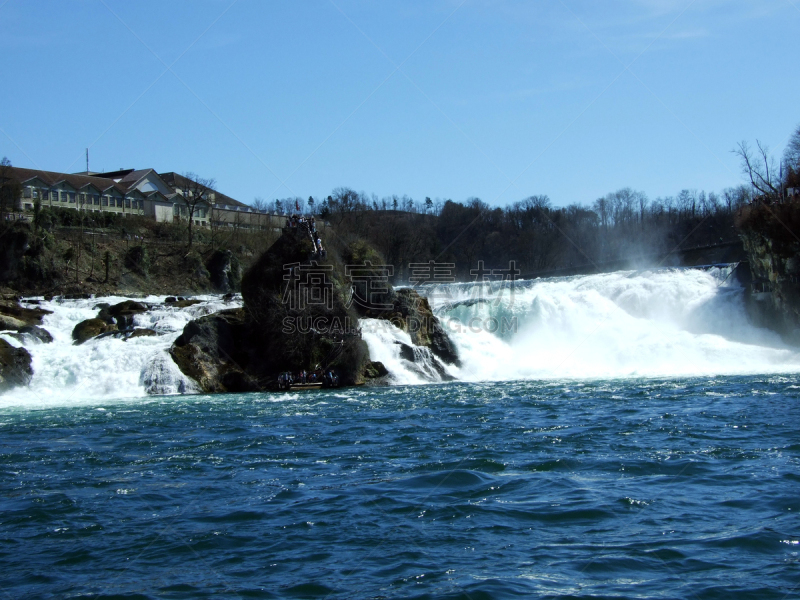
<box><xmin>1</xmin><ymin>376</ymin><xmax>799</xmax><ymax>599</ymax></box>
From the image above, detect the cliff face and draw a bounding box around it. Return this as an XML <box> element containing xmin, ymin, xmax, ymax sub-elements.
<box><xmin>737</xmin><ymin>202</ymin><xmax>800</xmax><ymax>344</ymax></box>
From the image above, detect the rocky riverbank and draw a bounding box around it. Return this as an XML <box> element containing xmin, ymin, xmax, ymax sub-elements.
<box><xmin>737</xmin><ymin>201</ymin><xmax>800</xmax><ymax>344</ymax></box>
<box><xmin>0</xmin><ymin>219</ymin><xmax>254</xmax><ymax>299</ymax></box>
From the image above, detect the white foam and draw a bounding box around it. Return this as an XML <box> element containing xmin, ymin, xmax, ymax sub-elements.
<box><xmin>422</xmin><ymin>267</ymin><xmax>800</xmax><ymax>381</ymax></box>
<box><xmin>0</xmin><ymin>295</ymin><xmax>238</xmax><ymax>409</ymax></box>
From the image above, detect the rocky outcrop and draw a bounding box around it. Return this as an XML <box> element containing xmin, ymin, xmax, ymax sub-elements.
<box><xmin>108</xmin><ymin>300</ymin><xmax>148</xmax><ymax>330</ymax></box>
<box><xmin>8</xmin><ymin>325</ymin><xmax>53</xmax><ymax>344</ymax></box>
<box><xmin>168</xmin><ymin>230</ymin><xmax>371</xmax><ymax>391</ymax></box>
<box><xmin>0</xmin><ymin>339</ymin><xmax>33</xmax><ymax>391</ymax></box>
<box><xmin>238</xmin><ymin>229</ymin><xmax>371</xmax><ymax>387</ymax></box>
<box><xmin>355</xmin><ymin>286</ymin><xmax>460</xmax><ymax>367</ymax></box>
<box><xmin>72</xmin><ymin>318</ymin><xmax>118</xmax><ymax>345</ymax></box>
<box><xmin>0</xmin><ymin>299</ymin><xmax>54</xmax><ymax>343</ymax></box>
<box><xmin>0</xmin><ymin>299</ymin><xmax>52</xmax><ymax>326</ymax></box>
<box><xmin>167</xmin><ymin>231</ymin><xmax>461</xmax><ymax>391</ymax></box>
<box><xmin>737</xmin><ymin>202</ymin><xmax>800</xmax><ymax>344</ymax></box>
<box><xmin>169</xmin><ymin>308</ymin><xmax>257</xmax><ymax>393</ymax></box>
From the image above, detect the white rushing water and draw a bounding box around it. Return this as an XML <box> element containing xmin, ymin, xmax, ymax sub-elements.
<box><xmin>0</xmin><ymin>295</ymin><xmax>238</xmax><ymax>408</ymax></box>
<box><xmin>3</xmin><ymin>267</ymin><xmax>800</xmax><ymax>407</ymax></box>
<box><xmin>363</xmin><ymin>266</ymin><xmax>800</xmax><ymax>383</ymax></box>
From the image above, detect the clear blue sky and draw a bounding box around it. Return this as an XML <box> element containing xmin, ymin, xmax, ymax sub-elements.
<box><xmin>1</xmin><ymin>0</ymin><xmax>798</xmax><ymax>208</ymax></box>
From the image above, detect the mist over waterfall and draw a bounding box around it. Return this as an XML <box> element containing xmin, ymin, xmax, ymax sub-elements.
<box><xmin>363</xmin><ymin>266</ymin><xmax>800</xmax><ymax>383</ymax></box>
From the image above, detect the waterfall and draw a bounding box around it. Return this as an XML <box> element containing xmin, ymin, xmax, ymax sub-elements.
<box><xmin>0</xmin><ymin>295</ymin><xmax>236</xmax><ymax>408</ymax></box>
<box><xmin>4</xmin><ymin>266</ymin><xmax>800</xmax><ymax>406</ymax></box>
<box><xmin>365</xmin><ymin>266</ymin><xmax>800</xmax><ymax>383</ymax></box>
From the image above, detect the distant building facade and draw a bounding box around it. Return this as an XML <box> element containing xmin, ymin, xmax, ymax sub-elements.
<box><xmin>4</xmin><ymin>166</ymin><xmax>285</xmax><ymax>232</ymax></box>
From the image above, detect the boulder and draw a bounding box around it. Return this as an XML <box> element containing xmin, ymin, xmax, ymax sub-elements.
<box><xmin>126</xmin><ymin>328</ymin><xmax>158</xmax><ymax>339</ymax></box>
<box><xmin>72</xmin><ymin>318</ymin><xmax>118</xmax><ymax>345</ymax></box>
<box><xmin>355</xmin><ymin>286</ymin><xmax>460</xmax><ymax>366</ymax></box>
<box><xmin>0</xmin><ymin>339</ymin><xmax>33</xmax><ymax>391</ymax></box>
<box><xmin>8</xmin><ymin>325</ymin><xmax>53</xmax><ymax>344</ymax></box>
<box><xmin>169</xmin><ymin>308</ymin><xmax>257</xmax><ymax>393</ymax></box>
<box><xmin>0</xmin><ymin>299</ymin><xmax>52</xmax><ymax>326</ymax></box>
<box><xmin>26</xmin><ymin>324</ymin><xmax>53</xmax><ymax>344</ymax></box>
<box><xmin>240</xmin><ymin>229</ymin><xmax>370</xmax><ymax>386</ymax></box>
<box><xmin>0</xmin><ymin>314</ymin><xmax>26</xmax><ymax>331</ymax></box>
<box><xmin>107</xmin><ymin>300</ymin><xmax>148</xmax><ymax>330</ymax></box>
<box><xmin>362</xmin><ymin>361</ymin><xmax>388</xmax><ymax>379</ymax></box>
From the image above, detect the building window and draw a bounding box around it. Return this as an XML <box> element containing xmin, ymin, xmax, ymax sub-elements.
<box><xmin>101</xmin><ymin>197</ymin><xmax>108</xmax><ymax>207</ymax></box>
<box><xmin>125</xmin><ymin>198</ymin><xmax>131</xmax><ymax>208</ymax></box>
<box><xmin>93</xmin><ymin>195</ymin><xmax>99</xmax><ymax>205</ymax></box>
<box><xmin>69</xmin><ymin>192</ymin><xmax>76</xmax><ymax>203</ymax></box>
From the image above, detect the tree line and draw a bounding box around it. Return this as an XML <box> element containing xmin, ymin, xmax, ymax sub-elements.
<box><xmin>295</xmin><ymin>123</ymin><xmax>800</xmax><ymax>281</ymax></box>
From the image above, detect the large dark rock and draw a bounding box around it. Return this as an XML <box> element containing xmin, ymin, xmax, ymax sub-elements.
<box><xmin>72</xmin><ymin>318</ymin><xmax>118</xmax><ymax>345</ymax></box>
<box><xmin>107</xmin><ymin>300</ymin><xmax>149</xmax><ymax>330</ymax></box>
<box><xmin>168</xmin><ymin>231</ymin><xmax>458</xmax><ymax>391</ymax></box>
<box><xmin>0</xmin><ymin>299</ymin><xmax>52</xmax><ymax>326</ymax></box>
<box><xmin>0</xmin><ymin>339</ymin><xmax>33</xmax><ymax>391</ymax></box>
<box><xmin>8</xmin><ymin>325</ymin><xmax>53</xmax><ymax>344</ymax></box>
<box><xmin>356</xmin><ymin>287</ymin><xmax>460</xmax><ymax>366</ymax></box>
<box><xmin>169</xmin><ymin>308</ymin><xmax>258</xmax><ymax>393</ymax></box>
<box><xmin>239</xmin><ymin>229</ymin><xmax>370</xmax><ymax>386</ymax></box>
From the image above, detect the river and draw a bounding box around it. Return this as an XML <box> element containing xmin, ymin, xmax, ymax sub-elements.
<box><xmin>1</xmin><ymin>267</ymin><xmax>799</xmax><ymax>598</ymax></box>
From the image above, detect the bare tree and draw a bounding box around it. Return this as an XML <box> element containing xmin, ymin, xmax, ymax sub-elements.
<box><xmin>784</xmin><ymin>123</ymin><xmax>800</xmax><ymax>171</ymax></box>
<box><xmin>784</xmin><ymin>124</ymin><xmax>800</xmax><ymax>189</ymax></box>
<box><xmin>734</xmin><ymin>140</ymin><xmax>780</xmax><ymax>200</ymax></box>
<box><xmin>252</xmin><ymin>197</ymin><xmax>267</xmax><ymax>214</ymax></box>
<box><xmin>177</xmin><ymin>172</ymin><xmax>216</xmax><ymax>249</ymax></box>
